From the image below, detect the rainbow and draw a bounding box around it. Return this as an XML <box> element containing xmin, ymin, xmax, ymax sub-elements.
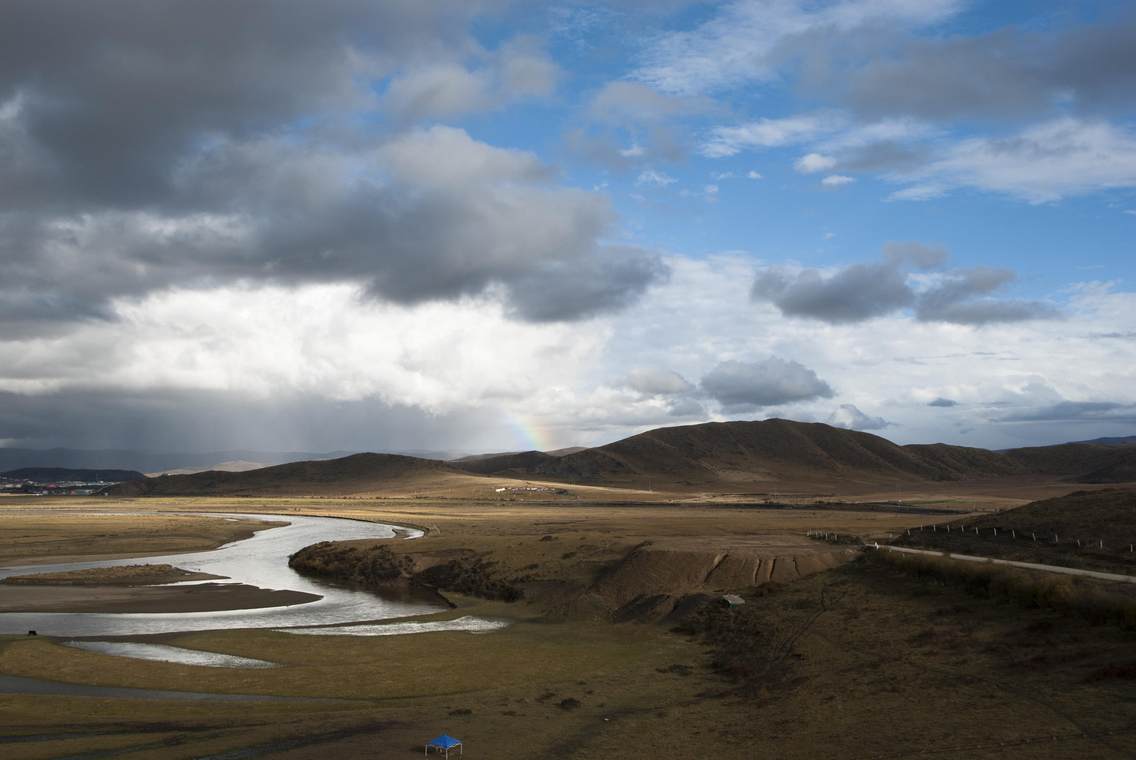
<box><xmin>506</xmin><ymin>414</ymin><xmax>557</xmax><ymax>452</ymax></box>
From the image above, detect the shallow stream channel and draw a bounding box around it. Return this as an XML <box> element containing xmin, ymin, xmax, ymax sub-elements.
<box><xmin>0</xmin><ymin>512</ymin><xmax>511</xmax><ymax>698</ymax></box>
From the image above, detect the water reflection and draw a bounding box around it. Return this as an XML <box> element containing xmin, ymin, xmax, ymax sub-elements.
<box><xmin>63</xmin><ymin>640</ymin><xmax>276</xmax><ymax>668</ymax></box>
<box><xmin>0</xmin><ymin>513</ymin><xmax>444</xmax><ymax>636</ymax></box>
<box><xmin>280</xmin><ymin>615</ymin><xmax>509</xmax><ymax>636</ymax></box>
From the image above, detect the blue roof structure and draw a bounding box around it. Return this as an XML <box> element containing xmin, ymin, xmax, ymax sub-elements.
<box><xmin>428</xmin><ymin>734</ymin><xmax>462</xmax><ymax>749</ymax></box>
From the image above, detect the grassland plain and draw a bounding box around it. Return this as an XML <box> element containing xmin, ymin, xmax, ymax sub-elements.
<box><xmin>0</xmin><ymin>508</ymin><xmax>283</xmax><ymax>566</ymax></box>
<box><xmin>0</xmin><ymin>493</ymin><xmax>1133</xmax><ymax>758</ymax></box>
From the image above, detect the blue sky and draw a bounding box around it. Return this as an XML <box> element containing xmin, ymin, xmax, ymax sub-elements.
<box><xmin>438</xmin><ymin>2</ymin><xmax>1136</xmax><ymax>321</ymax></box>
<box><xmin>0</xmin><ymin>0</ymin><xmax>1134</xmax><ymax>455</ymax></box>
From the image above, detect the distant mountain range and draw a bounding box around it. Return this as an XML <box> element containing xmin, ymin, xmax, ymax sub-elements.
<box><xmin>1072</xmin><ymin>435</ymin><xmax>1136</xmax><ymax>447</ymax></box>
<box><xmin>104</xmin><ymin>419</ymin><xmax>1136</xmax><ymax>497</ymax></box>
<box><xmin>0</xmin><ymin>447</ymin><xmax>456</xmax><ymax>474</ymax></box>
<box><xmin>111</xmin><ymin>453</ymin><xmax>469</xmax><ymax>497</ymax></box>
<box><xmin>1</xmin><ymin>467</ymin><xmax>145</xmax><ymax>483</ymax></box>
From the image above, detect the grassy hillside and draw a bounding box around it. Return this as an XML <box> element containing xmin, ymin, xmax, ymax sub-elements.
<box><xmin>533</xmin><ymin>419</ymin><xmax>969</xmax><ymax>485</ymax></box>
<box><xmin>899</xmin><ymin>488</ymin><xmax>1136</xmax><ymax>573</ymax></box>
<box><xmin>1004</xmin><ymin>443</ymin><xmax>1136</xmax><ymax>482</ymax></box>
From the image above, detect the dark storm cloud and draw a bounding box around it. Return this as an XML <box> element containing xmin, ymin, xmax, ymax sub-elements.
<box><xmin>505</xmin><ymin>245</ymin><xmax>670</xmax><ymax>322</ymax></box>
<box><xmin>0</xmin><ymin>1</ymin><xmax>665</xmax><ymax>332</ymax></box>
<box><xmin>928</xmin><ymin>397</ymin><xmax>958</xmax><ymax>408</ymax></box>
<box><xmin>752</xmin><ymin>262</ymin><xmax>913</xmax><ymax>323</ymax></box>
<box><xmin>846</xmin><ymin>18</ymin><xmax>1136</xmax><ymax>121</ymax></box>
<box><xmin>0</xmin><ymin>1</ymin><xmax>486</xmax><ymax>208</ymax></box>
<box><xmin>752</xmin><ymin>245</ymin><xmax>1057</xmax><ymax>326</ymax></box>
<box><xmin>700</xmin><ymin>358</ymin><xmax>834</xmax><ymax>411</ymax></box>
<box><xmin>752</xmin><ymin>235</ymin><xmax>948</xmax><ymax>323</ymax></box>
<box><xmin>0</xmin><ymin>387</ymin><xmax>497</xmax><ymax>454</ymax></box>
<box><xmin>913</xmin><ymin>268</ymin><xmax>1059</xmax><ymax>325</ymax></box>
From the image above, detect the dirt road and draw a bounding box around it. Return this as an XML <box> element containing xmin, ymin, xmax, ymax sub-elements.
<box><xmin>871</xmin><ymin>544</ymin><xmax>1136</xmax><ymax>584</ymax></box>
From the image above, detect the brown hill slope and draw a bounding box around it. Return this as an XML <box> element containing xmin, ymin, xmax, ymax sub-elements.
<box><xmin>463</xmin><ymin>420</ymin><xmax>1136</xmax><ymax>489</ymax></box>
<box><xmin>967</xmin><ymin>488</ymin><xmax>1136</xmax><ymax>545</ymax></box>
<box><xmin>519</xmin><ymin>420</ymin><xmax>1028</xmax><ymax>487</ymax></box>
<box><xmin>1076</xmin><ymin>457</ymin><xmax>1136</xmax><ymax>484</ymax></box>
<box><xmin>1003</xmin><ymin>443</ymin><xmax>1136</xmax><ymax>482</ymax></box>
<box><xmin>109</xmin><ymin>420</ymin><xmax>1136</xmax><ymax>498</ymax></box>
<box><xmin>110</xmin><ymin>453</ymin><xmax>482</xmax><ymax>497</ymax></box>
<box><xmin>453</xmin><ymin>450</ymin><xmax>558</xmax><ymax>476</ymax></box>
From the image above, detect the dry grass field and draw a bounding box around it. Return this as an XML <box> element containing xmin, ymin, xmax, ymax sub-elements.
<box><xmin>0</xmin><ymin>490</ymin><xmax>1133</xmax><ymax>759</ymax></box>
<box><xmin>0</xmin><ymin>508</ymin><xmax>282</xmax><ymax>566</ymax></box>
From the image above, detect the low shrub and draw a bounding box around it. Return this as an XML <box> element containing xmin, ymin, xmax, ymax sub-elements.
<box><xmin>415</xmin><ymin>557</ymin><xmax>524</xmax><ymax>602</ymax></box>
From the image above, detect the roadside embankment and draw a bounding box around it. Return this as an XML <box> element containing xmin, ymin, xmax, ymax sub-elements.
<box><xmin>867</xmin><ymin>548</ymin><xmax>1136</xmax><ymax>629</ymax></box>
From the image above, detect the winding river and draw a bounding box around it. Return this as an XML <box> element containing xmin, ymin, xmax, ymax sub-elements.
<box><xmin>0</xmin><ymin>513</ymin><xmax>445</xmax><ymax>637</ymax></box>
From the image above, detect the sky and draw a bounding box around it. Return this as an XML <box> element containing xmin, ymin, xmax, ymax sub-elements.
<box><xmin>1</xmin><ymin>0</ymin><xmax>1134</xmax><ymax>456</ymax></box>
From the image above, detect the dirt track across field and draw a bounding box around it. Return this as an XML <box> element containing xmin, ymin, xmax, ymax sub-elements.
<box><xmin>874</xmin><ymin>544</ymin><xmax>1136</xmax><ymax>584</ymax></box>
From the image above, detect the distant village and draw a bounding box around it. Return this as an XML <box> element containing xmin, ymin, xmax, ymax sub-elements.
<box><xmin>493</xmin><ymin>485</ymin><xmax>571</xmax><ymax>496</ymax></box>
<box><xmin>0</xmin><ymin>476</ymin><xmax>116</xmax><ymax>496</ymax></box>
<box><xmin>0</xmin><ymin>468</ymin><xmax>141</xmax><ymax>496</ymax></box>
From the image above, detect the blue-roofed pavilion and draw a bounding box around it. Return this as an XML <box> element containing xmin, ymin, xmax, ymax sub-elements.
<box><xmin>425</xmin><ymin>733</ymin><xmax>462</xmax><ymax>756</ymax></box>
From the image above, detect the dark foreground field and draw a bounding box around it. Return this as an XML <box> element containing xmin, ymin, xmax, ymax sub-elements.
<box><xmin>0</xmin><ymin>493</ymin><xmax>1133</xmax><ymax>759</ymax></box>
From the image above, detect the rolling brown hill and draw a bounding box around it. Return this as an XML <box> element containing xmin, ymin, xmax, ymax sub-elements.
<box><xmin>107</xmin><ymin>419</ymin><xmax>1136</xmax><ymax>497</ymax></box>
<box><xmin>523</xmin><ymin>420</ymin><xmax>1021</xmax><ymax>486</ymax></box>
<box><xmin>456</xmin><ymin>419</ymin><xmax>1136</xmax><ymax>488</ymax></box>
<box><xmin>1002</xmin><ymin>443</ymin><xmax>1136</xmax><ymax>482</ymax></box>
<box><xmin>109</xmin><ymin>453</ymin><xmax>483</xmax><ymax>497</ymax></box>
<box><xmin>452</xmin><ymin>450</ymin><xmax>558</xmax><ymax>477</ymax></box>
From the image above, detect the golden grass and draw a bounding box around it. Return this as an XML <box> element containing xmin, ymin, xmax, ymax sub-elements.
<box><xmin>0</xmin><ymin>508</ymin><xmax>280</xmax><ymax>565</ymax></box>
